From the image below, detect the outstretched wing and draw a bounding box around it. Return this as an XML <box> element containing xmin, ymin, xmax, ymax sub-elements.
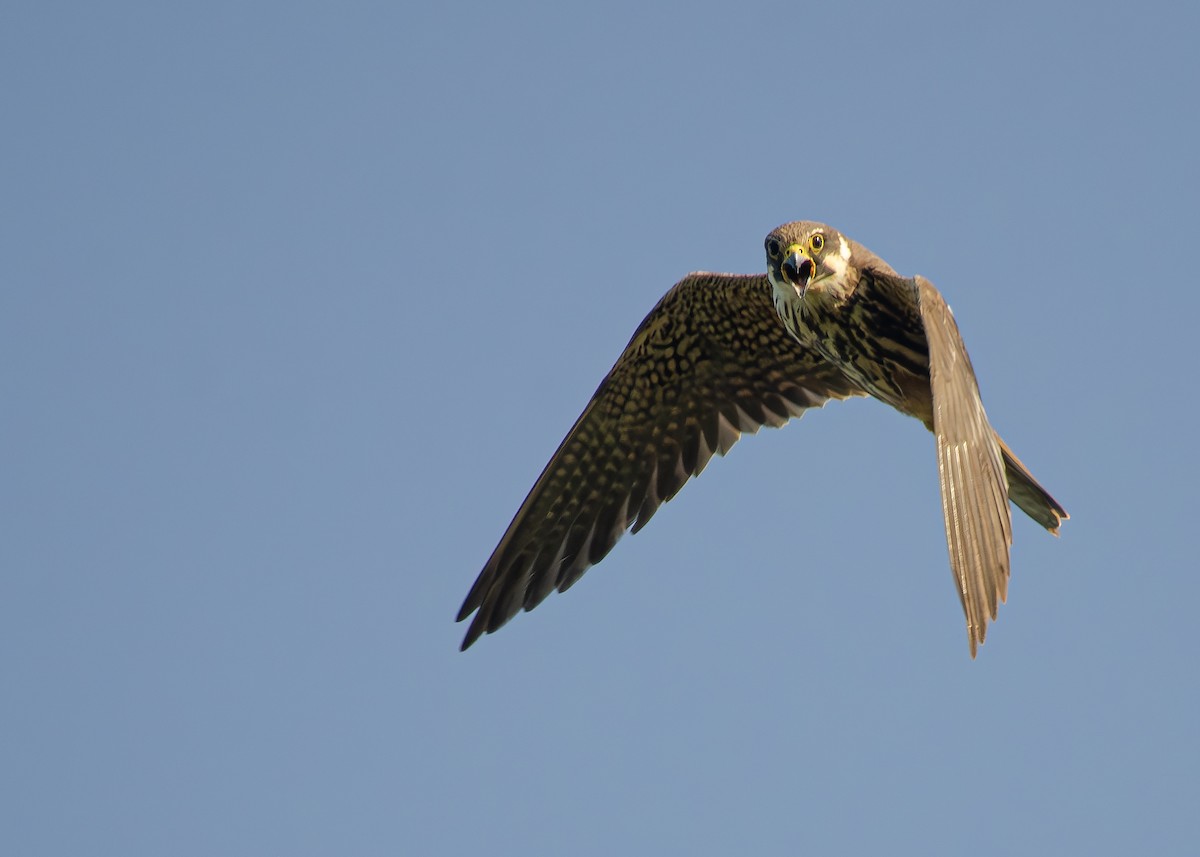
<box><xmin>915</xmin><ymin>276</ymin><xmax>1013</xmax><ymax>657</ymax></box>
<box><xmin>457</xmin><ymin>272</ymin><xmax>864</xmax><ymax>649</ymax></box>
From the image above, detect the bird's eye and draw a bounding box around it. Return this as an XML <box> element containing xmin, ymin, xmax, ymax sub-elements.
<box><xmin>765</xmin><ymin>238</ymin><xmax>781</xmax><ymax>258</ymax></box>
<box><xmin>810</xmin><ymin>233</ymin><xmax>825</xmax><ymax>252</ymax></box>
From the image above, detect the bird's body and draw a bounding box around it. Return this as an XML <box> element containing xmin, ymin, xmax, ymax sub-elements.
<box><xmin>769</xmin><ymin>231</ymin><xmax>929</xmax><ymax>418</ymax></box>
<box><xmin>458</xmin><ymin>222</ymin><xmax>1067</xmax><ymax>656</ymax></box>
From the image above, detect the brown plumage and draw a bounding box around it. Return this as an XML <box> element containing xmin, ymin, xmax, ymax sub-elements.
<box><xmin>458</xmin><ymin>221</ymin><xmax>1067</xmax><ymax>656</ymax></box>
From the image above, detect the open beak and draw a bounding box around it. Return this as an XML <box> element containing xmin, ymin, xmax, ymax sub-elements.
<box><xmin>780</xmin><ymin>245</ymin><xmax>814</xmax><ymax>299</ymax></box>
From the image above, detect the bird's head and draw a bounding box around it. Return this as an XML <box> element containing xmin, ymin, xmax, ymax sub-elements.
<box><xmin>765</xmin><ymin>221</ymin><xmax>854</xmax><ymax>303</ymax></box>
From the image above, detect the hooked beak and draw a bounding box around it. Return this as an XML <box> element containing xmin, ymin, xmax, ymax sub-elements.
<box><xmin>780</xmin><ymin>244</ymin><xmax>815</xmax><ymax>299</ymax></box>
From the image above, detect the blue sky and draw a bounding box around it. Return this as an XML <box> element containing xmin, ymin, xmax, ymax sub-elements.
<box><xmin>4</xmin><ymin>1</ymin><xmax>1198</xmax><ymax>854</ymax></box>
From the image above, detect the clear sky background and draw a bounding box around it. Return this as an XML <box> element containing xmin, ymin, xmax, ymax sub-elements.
<box><xmin>4</xmin><ymin>2</ymin><xmax>1198</xmax><ymax>854</ymax></box>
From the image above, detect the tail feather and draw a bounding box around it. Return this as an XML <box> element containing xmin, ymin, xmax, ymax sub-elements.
<box><xmin>997</xmin><ymin>435</ymin><xmax>1068</xmax><ymax>533</ymax></box>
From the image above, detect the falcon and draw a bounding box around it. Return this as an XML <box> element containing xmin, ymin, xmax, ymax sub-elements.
<box><xmin>457</xmin><ymin>221</ymin><xmax>1067</xmax><ymax>656</ymax></box>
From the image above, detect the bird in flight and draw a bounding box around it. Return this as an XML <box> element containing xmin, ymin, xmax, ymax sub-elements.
<box><xmin>457</xmin><ymin>221</ymin><xmax>1067</xmax><ymax>656</ymax></box>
